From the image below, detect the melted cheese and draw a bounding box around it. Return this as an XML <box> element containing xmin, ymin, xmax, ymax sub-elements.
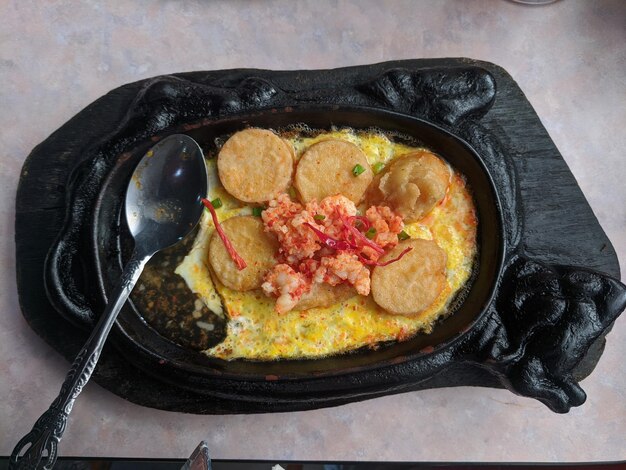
<box><xmin>176</xmin><ymin>128</ymin><xmax>478</xmax><ymax>361</ymax></box>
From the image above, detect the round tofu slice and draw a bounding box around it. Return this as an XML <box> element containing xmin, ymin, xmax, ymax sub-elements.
<box><xmin>218</xmin><ymin>128</ymin><xmax>294</xmax><ymax>203</ymax></box>
<box><xmin>294</xmin><ymin>140</ymin><xmax>373</xmax><ymax>203</ymax></box>
<box><xmin>366</xmin><ymin>150</ymin><xmax>450</xmax><ymax>223</ymax></box>
<box><xmin>371</xmin><ymin>238</ymin><xmax>447</xmax><ymax>316</ymax></box>
<box><xmin>209</xmin><ymin>216</ymin><xmax>279</xmax><ymax>291</ymax></box>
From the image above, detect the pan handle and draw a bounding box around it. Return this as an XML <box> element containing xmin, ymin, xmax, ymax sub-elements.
<box><xmin>466</xmin><ymin>255</ymin><xmax>626</xmax><ymax>413</ymax></box>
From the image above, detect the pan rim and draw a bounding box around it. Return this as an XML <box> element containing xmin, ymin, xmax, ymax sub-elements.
<box><xmin>91</xmin><ymin>104</ymin><xmax>505</xmax><ymax>382</ymax></box>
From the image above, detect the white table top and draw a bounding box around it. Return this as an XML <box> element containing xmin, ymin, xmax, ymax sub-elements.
<box><xmin>1</xmin><ymin>0</ymin><xmax>624</xmax><ymax>462</ymax></box>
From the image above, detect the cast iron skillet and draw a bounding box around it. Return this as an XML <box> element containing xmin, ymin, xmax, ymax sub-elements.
<box><xmin>95</xmin><ymin>106</ymin><xmax>503</xmax><ymax>377</ymax></box>
<box><xmin>41</xmin><ymin>64</ymin><xmax>626</xmax><ymax>413</ymax></box>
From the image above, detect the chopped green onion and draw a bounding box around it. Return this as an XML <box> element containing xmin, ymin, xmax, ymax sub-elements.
<box><xmin>288</xmin><ymin>187</ymin><xmax>298</xmax><ymax>200</ymax></box>
<box><xmin>398</xmin><ymin>230</ymin><xmax>410</xmax><ymax>241</ymax></box>
<box><xmin>252</xmin><ymin>207</ymin><xmax>263</xmax><ymax>217</ymax></box>
<box><xmin>313</xmin><ymin>214</ymin><xmax>326</xmax><ymax>221</ymax></box>
<box><xmin>365</xmin><ymin>227</ymin><xmax>377</xmax><ymax>239</ymax></box>
<box><xmin>352</xmin><ymin>164</ymin><xmax>366</xmax><ymax>176</ymax></box>
<box><xmin>210</xmin><ymin>197</ymin><xmax>223</xmax><ymax>209</ymax></box>
<box><xmin>372</xmin><ymin>162</ymin><xmax>385</xmax><ymax>174</ymax></box>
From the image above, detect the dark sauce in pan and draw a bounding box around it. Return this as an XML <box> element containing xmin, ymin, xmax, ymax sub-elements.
<box><xmin>129</xmin><ymin>229</ymin><xmax>227</xmax><ymax>351</ymax></box>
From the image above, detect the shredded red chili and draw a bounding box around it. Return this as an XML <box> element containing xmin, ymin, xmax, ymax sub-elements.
<box><xmin>347</xmin><ymin>215</ymin><xmax>371</xmax><ymax>231</ymax></box>
<box><xmin>201</xmin><ymin>198</ymin><xmax>247</xmax><ymax>270</ymax></box>
<box><xmin>304</xmin><ymin>212</ymin><xmax>411</xmax><ymax>268</ymax></box>
<box><xmin>342</xmin><ymin>216</ymin><xmax>385</xmax><ymax>254</ymax></box>
<box><xmin>305</xmin><ymin>223</ymin><xmax>355</xmax><ymax>251</ymax></box>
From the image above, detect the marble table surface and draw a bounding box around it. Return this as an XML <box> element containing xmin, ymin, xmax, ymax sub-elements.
<box><xmin>1</xmin><ymin>0</ymin><xmax>624</xmax><ymax>463</ymax></box>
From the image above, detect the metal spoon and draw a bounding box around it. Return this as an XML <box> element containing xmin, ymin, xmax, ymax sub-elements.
<box><xmin>10</xmin><ymin>134</ymin><xmax>208</xmax><ymax>470</ymax></box>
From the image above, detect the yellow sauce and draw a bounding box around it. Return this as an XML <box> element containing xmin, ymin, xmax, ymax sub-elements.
<box><xmin>176</xmin><ymin>128</ymin><xmax>478</xmax><ymax>360</ymax></box>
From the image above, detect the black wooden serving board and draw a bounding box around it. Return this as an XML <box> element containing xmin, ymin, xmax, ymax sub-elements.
<box><xmin>15</xmin><ymin>58</ymin><xmax>624</xmax><ymax>414</ymax></box>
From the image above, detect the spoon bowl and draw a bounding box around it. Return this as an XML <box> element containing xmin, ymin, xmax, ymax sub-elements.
<box><xmin>10</xmin><ymin>134</ymin><xmax>207</xmax><ymax>470</ymax></box>
<box><xmin>126</xmin><ymin>135</ymin><xmax>207</xmax><ymax>255</ymax></box>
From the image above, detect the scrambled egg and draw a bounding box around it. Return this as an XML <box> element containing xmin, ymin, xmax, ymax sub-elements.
<box><xmin>176</xmin><ymin>128</ymin><xmax>477</xmax><ymax>360</ymax></box>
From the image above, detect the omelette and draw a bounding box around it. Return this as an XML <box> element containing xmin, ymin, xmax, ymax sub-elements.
<box><xmin>175</xmin><ymin>128</ymin><xmax>478</xmax><ymax>361</ymax></box>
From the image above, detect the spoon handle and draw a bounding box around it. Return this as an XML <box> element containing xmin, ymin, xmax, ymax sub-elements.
<box><xmin>10</xmin><ymin>253</ymin><xmax>149</xmax><ymax>470</ymax></box>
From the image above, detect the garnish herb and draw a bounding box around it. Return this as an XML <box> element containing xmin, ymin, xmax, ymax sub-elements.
<box><xmin>252</xmin><ymin>207</ymin><xmax>263</xmax><ymax>217</ymax></box>
<box><xmin>352</xmin><ymin>164</ymin><xmax>365</xmax><ymax>176</ymax></box>
<box><xmin>313</xmin><ymin>214</ymin><xmax>326</xmax><ymax>221</ymax></box>
<box><xmin>365</xmin><ymin>227</ymin><xmax>377</xmax><ymax>239</ymax></box>
<box><xmin>372</xmin><ymin>162</ymin><xmax>385</xmax><ymax>174</ymax></box>
<box><xmin>397</xmin><ymin>230</ymin><xmax>410</xmax><ymax>241</ymax></box>
<box><xmin>211</xmin><ymin>197</ymin><xmax>223</xmax><ymax>209</ymax></box>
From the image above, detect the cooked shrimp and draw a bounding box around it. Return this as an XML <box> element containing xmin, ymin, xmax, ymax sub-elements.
<box><xmin>315</xmin><ymin>252</ymin><xmax>371</xmax><ymax>296</ymax></box>
<box><xmin>262</xmin><ymin>264</ymin><xmax>311</xmax><ymax>314</ymax></box>
<box><xmin>312</xmin><ymin>195</ymin><xmax>357</xmax><ymax>239</ymax></box>
<box><xmin>365</xmin><ymin>205</ymin><xmax>404</xmax><ymax>250</ymax></box>
<box><xmin>261</xmin><ymin>193</ymin><xmax>406</xmax><ymax>312</ymax></box>
<box><xmin>262</xmin><ymin>194</ymin><xmax>320</xmax><ymax>263</ymax></box>
<box><xmin>297</xmin><ymin>258</ymin><xmax>320</xmax><ymax>277</ymax></box>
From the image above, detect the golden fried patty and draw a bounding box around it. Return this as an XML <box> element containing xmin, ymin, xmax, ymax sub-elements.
<box><xmin>294</xmin><ymin>139</ymin><xmax>373</xmax><ymax>203</ymax></box>
<box><xmin>366</xmin><ymin>150</ymin><xmax>450</xmax><ymax>223</ymax></box>
<box><xmin>218</xmin><ymin>128</ymin><xmax>294</xmax><ymax>203</ymax></box>
<box><xmin>371</xmin><ymin>238</ymin><xmax>447</xmax><ymax>315</ymax></box>
<box><xmin>208</xmin><ymin>216</ymin><xmax>279</xmax><ymax>291</ymax></box>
